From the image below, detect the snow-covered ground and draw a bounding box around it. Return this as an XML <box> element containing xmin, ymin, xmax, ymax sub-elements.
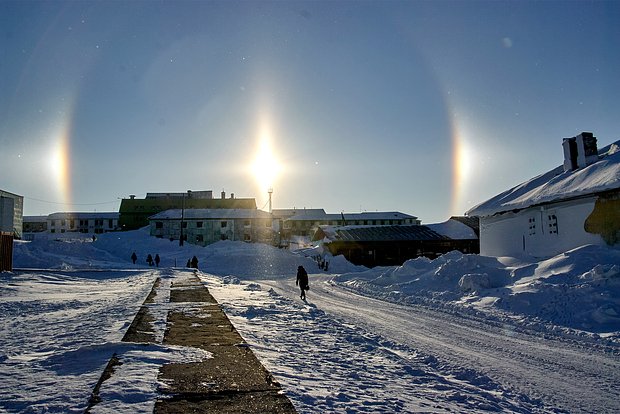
<box><xmin>1</xmin><ymin>228</ymin><xmax>619</xmax><ymax>413</ymax></box>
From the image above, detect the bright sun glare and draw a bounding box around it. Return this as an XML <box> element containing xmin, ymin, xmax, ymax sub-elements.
<box><xmin>250</xmin><ymin>134</ymin><xmax>281</xmax><ymax>192</ymax></box>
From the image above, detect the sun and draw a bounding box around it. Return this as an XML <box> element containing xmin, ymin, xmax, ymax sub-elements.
<box><xmin>250</xmin><ymin>135</ymin><xmax>281</xmax><ymax>192</ymax></box>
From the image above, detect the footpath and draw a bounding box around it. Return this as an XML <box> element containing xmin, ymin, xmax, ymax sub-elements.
<box><xmin>86</xmin><ymin>269</ymin><xmax>298</xmax><ymax>413</ymax></box>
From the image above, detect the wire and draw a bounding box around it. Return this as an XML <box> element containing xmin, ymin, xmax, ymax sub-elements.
<box><xmin>23</xmin><ymin>196</ymin><xmax>120</xmax><ymax>206</ymax></box>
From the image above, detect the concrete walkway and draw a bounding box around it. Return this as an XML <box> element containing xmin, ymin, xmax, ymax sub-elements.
<box><xmin>88</xmin><ymin>270</ymin><xmax>297</xmax><ymax>413</ymax></box>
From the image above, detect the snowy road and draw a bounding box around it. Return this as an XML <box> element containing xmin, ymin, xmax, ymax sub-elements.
<box><xmin>248</xmin><ymin>275</ymin><xmax>620</xmax><ymax>414</ymax></box>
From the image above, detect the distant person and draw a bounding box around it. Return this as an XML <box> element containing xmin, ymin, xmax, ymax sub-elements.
<box><xmin>186</xmin><ymin>259</ymin><xmax>191</xmax><ymax>268</ymax></box>
<box><xmin>147</xmin><ymin>254</ymin><xmax>153</xmax><ymax>266</ymax></box>
<box><xmin>155</xmin><ymin>254</ymin><xmax>160</xmax><ymax>267</ymax></box>
<box><xmin>131</xmin><ymin>252</ymin><xmax>137</xmax><ymax>264</ymax></box>
<box><xmin>296</xmin><ymin>265</ymin><xmax>309</xmax><ymax>300</ymax></box>
<box><xmin>191</xmin><ymin>256</ymin><xmax>198</xmax><ymax>269</ymax></box>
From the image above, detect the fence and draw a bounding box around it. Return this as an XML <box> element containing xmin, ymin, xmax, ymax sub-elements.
<box><xmin>0</xmin><ymin>232</ymin><xmax>13</xmax><ymax>272</ymax></box>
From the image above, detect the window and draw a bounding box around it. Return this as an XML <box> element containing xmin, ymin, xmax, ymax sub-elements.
<box><xmin>528</xmin><ymin>216</ymin><xmax>536</xmax><ymax>235</ymax></box>
<box><xmin>244</xmin><ymin>234</ymin><xmax>251</xmax><ymax>241</ymax></box>
<box><xmin>197</xmin><ymin>221</ymin><xmax>203</xmax><ymax>228</ymax></box>
<box><xmin>196</xmin><ymin>234</ymin><xmax>204</xmax><ymax>242</ymax></box>
<box><xmin>182</xmin><ymin>222</ymin><xmax>187</xmax><ymax>229</ymax></box>
<box><xmin>221</xmin><ymin>221</ymin><xmax>227</xmax><ymax>228</ymax></box>
<box><xmin>244</xmin><ymin>220</ymin><xmax>251</xmax><ymax>227</ymax></box>
<box><xmin>155</xmin><ymin>222</ymin><xmax>163</xmax><ymax>229</ymax></box>
<box><xmin>220</xmin><ymin>233</ymin><xmax>228</xmax><ymax>240</ymax></box>
<box><xmin>548</xmin><ymin>214</ymin><xmax>558</xmax><ymax>234</ymax></box>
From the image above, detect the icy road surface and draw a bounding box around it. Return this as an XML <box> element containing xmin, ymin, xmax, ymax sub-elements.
<box><xmin>205</xmin><ymin>274</ymin><xmax>620</xmax><ymax>414</ymax></box>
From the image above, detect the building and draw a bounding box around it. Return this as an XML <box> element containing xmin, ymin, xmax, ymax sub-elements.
<box><xmin>0</xmin><ymin>189</ymin><xmax>24</xmax><ymax>239</ymax></box>
<box><xmin>47</xmin><ymin>212</ymin><xmax>120</xmax><ymax>234</ymax></box>
<box><xmin>314</xmin><ymin>217</ymin><xmax>479</xmax><ymax>267</ymax></box>
<box><xmin>149</xmin><ymin>208</ymin><xmax>275</xmax><ymax>246</ymax></box>
<box><xmin>23</xmin><ymin>216</ymin><xmax>48</xmax><ymax>234</ymax></box>
<box><xmin>119</xmin><ymin>190</ymin><xmax>257</xmax><ymax>230</ymax></box>
<box><xmin>274</xmin><ymin>209</ymin><xmax>420</xmax><ymax>242</ymax></box>
<box><xmin>467</xmin><ymin>132</ymin><xmax>620</xmax><ymax>258</ymax></box>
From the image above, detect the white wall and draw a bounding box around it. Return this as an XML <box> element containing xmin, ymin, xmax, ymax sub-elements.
<box><xmin>480</xmin><ymin>197</ymin><xmax>603</xmax><ymax>258</ymax></box>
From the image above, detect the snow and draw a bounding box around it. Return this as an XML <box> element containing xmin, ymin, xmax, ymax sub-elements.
<box><xmin>2</xmin><ymin>229</ymin><xmax>620</xmax><ymax>413</ymax></box>
<box><xmin>426</xmin><ymin>218</ymin><xmax>478</xmax><ymax>239</ymax></box>
<box><xmin>467</xmin><ymin>141</ymin><xmax>620</xmax><ymax>217</ymax></box>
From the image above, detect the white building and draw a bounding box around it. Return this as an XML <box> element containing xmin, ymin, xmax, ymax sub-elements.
<box><xmin>275</xmin><ymin>209</ymin><xmax>420</xmax><ymax>238</ymax></box>
<box><xmin>149</xmin><ymin>209</ymin><xmax>276</xmax><ymax>246</ymax></box>
<box><xmin>467</xmin><ymin>132</ymin><xmax>620</xmax><ymax>258</ymax></box>
<box><xmin>47</xmin><ymin>212</ymin><xmax>120</xmax><ymax>234</ymax></box>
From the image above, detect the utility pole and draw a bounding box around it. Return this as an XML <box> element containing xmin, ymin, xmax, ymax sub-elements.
<box><xmin>268</xmin><ymin>187</ymin><xmax>273</xmax><ymax>214</ymax></box>
<box><xmin>179</xmin><ymin>192</ymin><xmax>185</xmax><ymax>246</ymax></box>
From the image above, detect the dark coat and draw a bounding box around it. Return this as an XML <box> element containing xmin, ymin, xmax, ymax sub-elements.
<box><xmin>296</xmin><ymin>266</ymin><xmax>309</xmax><ymax>289</ymax></box>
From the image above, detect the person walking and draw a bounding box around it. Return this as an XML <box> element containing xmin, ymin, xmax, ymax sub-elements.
<box><xmin>155</xmin><ymin>254</ymin><xmax>160</xmax><ymax>267</ymax></box>
<box><xmin>296</xmin><ymin>265</ymin><xmax>309</xmax><ymax>300</ymax></box>
<box><xmin>147</xmin><ymin>254</ymin><xmax>153</xmax><ymax>266</ymax></box>
<box><xmin>191</xmin><ymin>255</ymin><xmax>199</xmax><ymax>269</ymax></box>
<box><xmin>131</xmin><ymin>252</ymin><xmax>137</xmax><ymax>265</ymax></box>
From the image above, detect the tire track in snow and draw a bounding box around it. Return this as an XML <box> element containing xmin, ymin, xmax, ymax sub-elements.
<box><xmin>259</xmin><ymin>275</ymin><xmax>620</xmax><ymax>414</ymax></box>
<box><xmin>204</xmin><ymin>275</ymin><xmax>541</xmax><ymax>413</ymax></box>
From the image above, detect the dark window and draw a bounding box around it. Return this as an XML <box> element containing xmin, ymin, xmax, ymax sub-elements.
<box><xmin>197</xmin><ymin>221</ymin><xmax>203</xmax><ymax>228</ymax></box>
<box><xmin>221</xmin><ymin>221</ymin><xmax>227</xmax><ymax>228</ymax></box>
<box><xmin>548</xmin><ymin>214</ymin><xmax>558</xmax><ymax>234</ymax></box>
<box><xmin>155</xmin><ymin>222</ymin><xmax>163</xmax><ymax>229</ymax></box>
<box><xmin>528</xmin><ymin>217</ymin><xmax>536</xmax><ymax>235</ymax></box>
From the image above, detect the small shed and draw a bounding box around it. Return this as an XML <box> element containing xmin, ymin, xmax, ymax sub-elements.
<box><xmin>314</xmin><ymin>222</ymin><xmax>479</xmax><ymax>268</ymax></box>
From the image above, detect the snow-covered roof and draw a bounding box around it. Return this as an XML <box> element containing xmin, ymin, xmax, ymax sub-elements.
<box><xmin>23</xmin><ymin>216</ymin><xmax>48</xmax><ymax>223</ymax></box>
<box><xmin>288</xmin><ymin>211</ymin><xmax>417</xmax><ymax>221</ymax></box>
<box><xmin>467</xmin><ymin>141</ymin><xmax>620</xmax><ymax>217</ymax></box>
<box><xmin>149</xmin><ymin>208</ymin><xmax>272</xmax><ymax>220</ymax></box>
<box><xmin>271</xmin><ymin>208</ymin><xmax>326</xmax><ymax>219</ymax></box>
<box><xmin>316</xmin><ymin>224</ymin><xmax>447</xmax><ymax>242</ymax></box>
<box><xmin>427</xmin><ymin>219</ymin><xmax>478</xmax><ymax>240</ymax></box>
<box><xmin>48</xmin><ymin>212</ymin><xmax>119</xmax><ymax>220</ymax></box>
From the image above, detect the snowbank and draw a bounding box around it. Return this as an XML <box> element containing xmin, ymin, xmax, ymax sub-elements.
<box><xmin>335</xmin><ymin>246</ymin><xmax>620</xmax><ymax>335</ymax></box>
<box><xmin>12</xmin><ymin>230</ymin><xmax>620</xmax><ymax>336</ymax></box>
<box><xmin>13</xmin><ymin>228</ymin><xmax>363</xmax><ymax>277</ymax></box>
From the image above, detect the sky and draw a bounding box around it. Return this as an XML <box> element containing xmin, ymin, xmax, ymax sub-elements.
<box><xmin>1</xmin><ymin>0</ymin><xmax>619</xmax><ymax>223</ymax></box>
